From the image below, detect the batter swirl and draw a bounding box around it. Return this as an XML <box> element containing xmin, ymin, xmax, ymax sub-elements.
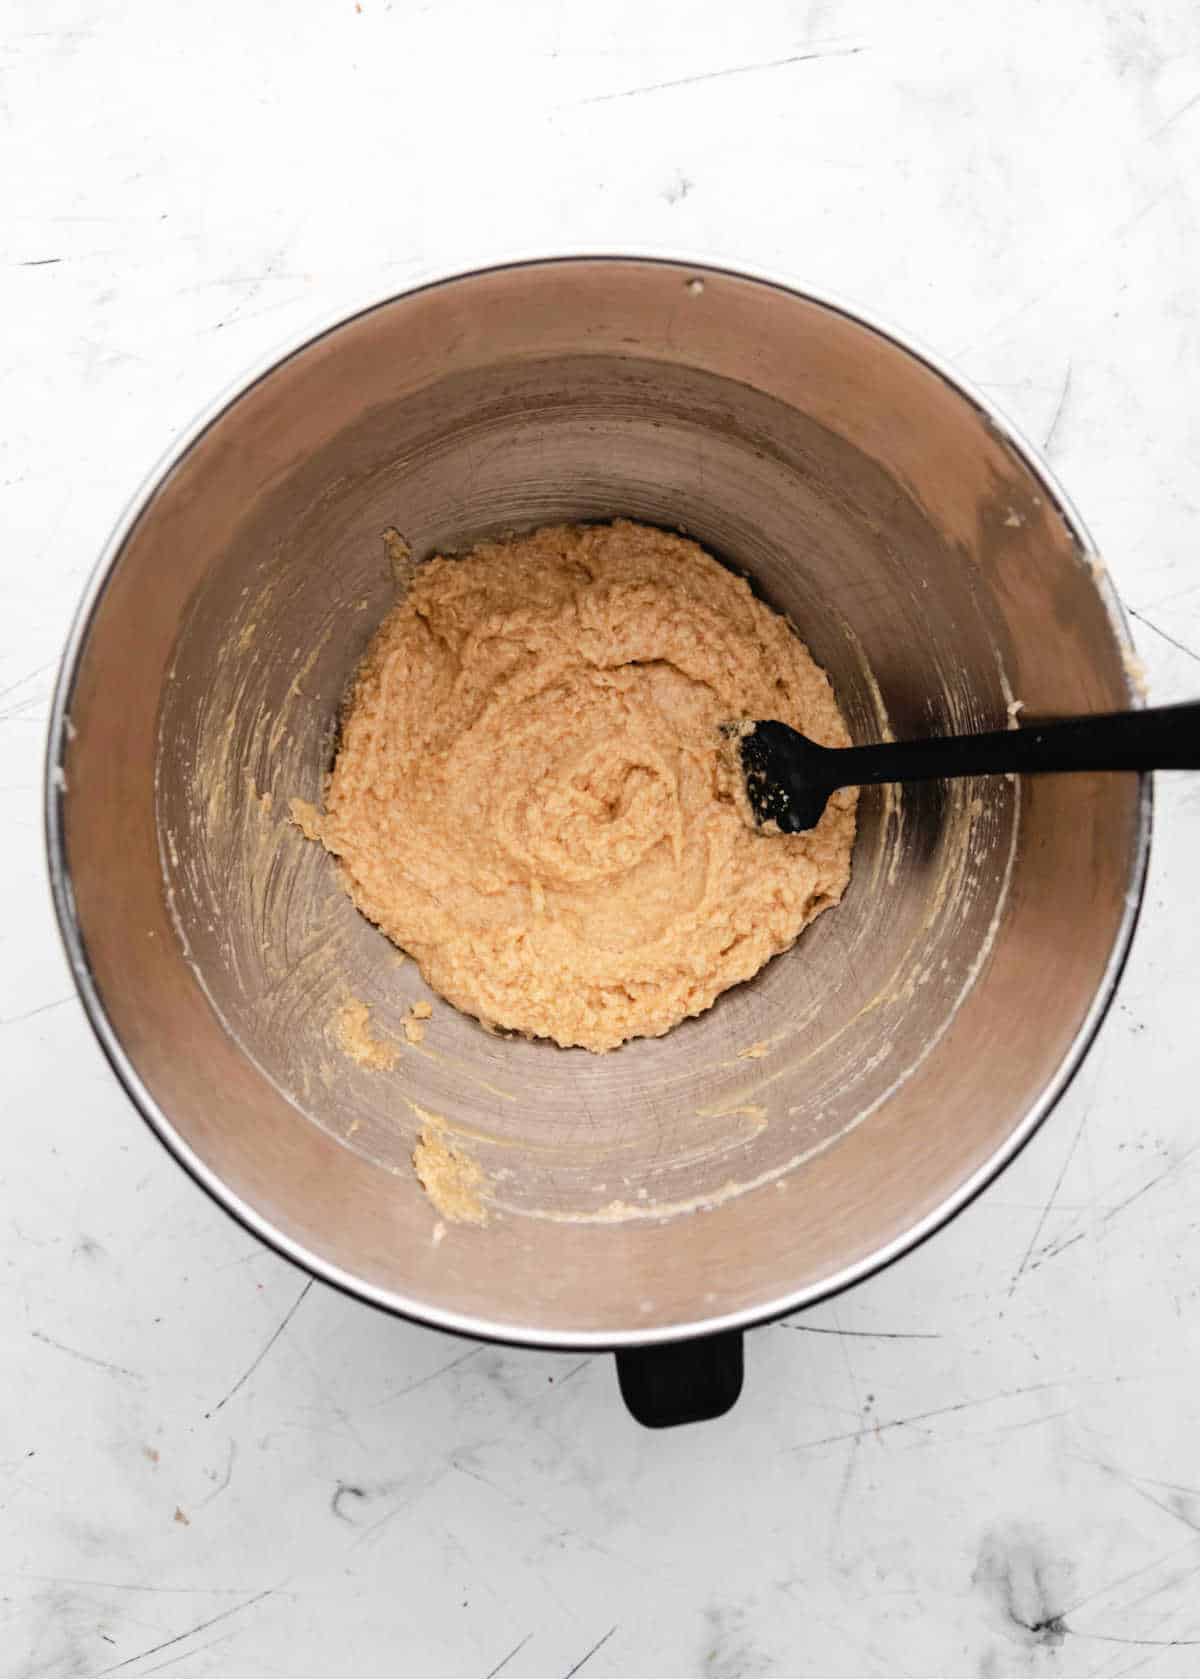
<box><xmin>314</xmin><ymin>520</ymin><xmax>856</xmax><ymax>1052</ymax></box>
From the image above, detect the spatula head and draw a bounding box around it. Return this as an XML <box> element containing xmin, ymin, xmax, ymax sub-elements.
<box><xmin>738</xmin><ymin>720</ymin><xmax>832</xmax><ymax>834</ymax></box>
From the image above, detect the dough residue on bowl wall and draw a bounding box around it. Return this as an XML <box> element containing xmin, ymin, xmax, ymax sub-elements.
<box><xmin>412</xmin><ymin>1123</ymin><xmax>490</xmax><ymax>1225</ymax></box>
<box><xmin>403</xmin><ymin>999</ymin><xmax>432</xmax><ymax>1044</ymax></box>
<box><xmin>334</xmin><ymin>997</ymin><xmax>397</xmax><ymax>1072</ymax></box>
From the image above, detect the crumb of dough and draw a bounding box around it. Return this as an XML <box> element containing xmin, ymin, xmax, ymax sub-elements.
<box><xmin>412</xmin><ymin>1125</ymin><xmax>488</xmax><ymax>1224</ymax></box>
<box><xmin>335</xmin><ymin>998</ymin><xmax>398</xmax><ymax>1071</ymax></box>
<box><xmin>403</xmin><ymin>1015</ymin><xmax>426</xmax><ymax>1045</ymax></box>
<box><xmin>1003</xmin><ymin>510</ymin><xmax>1023</xmax><ymax>528</ymax></box>
<box><xmin>411</xmin><ymin>999</ymin><xmax>433</xmax><ymax>1018</ymax></box>
<box><xmin>737</xmin><ymin>1041</ymin><xmax>768</xmax><ymax>1059</ymax></box>
<box><xmin>173</xmin><ymin>1507</ymin><xmax>190</xmax><ymax>1527</ymax></box>
<box><xmin>288</xmin><ymin>796</ymin><xmax>324</xmax><ymax>842</ymax></box>
<box><xmin>1006</xmin><ymin>698</ymin><xmax>1025</xmax><ymax>725</ymax></box>
<box><xmin>383</xmin><ymin>525</ymin><xmax>415</xmax><ymax>586</ymax></box>
<box><xmin>306</xmin><ymin>519</ymin><xmax>857</xmax><ymax>1053</ymax></box>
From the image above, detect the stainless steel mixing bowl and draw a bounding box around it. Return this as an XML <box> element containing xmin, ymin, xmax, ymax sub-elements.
<box><xmin>46</xmin><ymin>256</ymin><xmax>1148</xmax><ymax>1411</ymax></box>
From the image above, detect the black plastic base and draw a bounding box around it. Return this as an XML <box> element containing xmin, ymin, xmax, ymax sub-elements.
<box><xmin>616</xmin><ymin>1330</ymin><xmax>744</xmax><ymax>1427</ymax></box>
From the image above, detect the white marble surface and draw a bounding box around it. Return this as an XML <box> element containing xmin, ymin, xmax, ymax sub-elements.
<box><xmin>4</xmin><ymin>2</ymin><xmax>1200</xmax><ymax>1675</ymax></box>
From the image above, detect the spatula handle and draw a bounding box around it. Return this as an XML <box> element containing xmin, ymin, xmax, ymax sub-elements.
<box><xmin>829</xmin><ymin>701</ymin><xmax>1200</xmax><ymax>791</ymax></box>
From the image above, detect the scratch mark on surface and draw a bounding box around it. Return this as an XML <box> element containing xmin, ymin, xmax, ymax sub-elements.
<box><xmin>1008</xmin><ymin>1101</ymin><xmax>1090</xmax><ymax>1295</ymax></box>
<box><xmin>1150</xmin><ymin>87</ymin><xmax>1200</xmax><ymax>140</ymax></box>
<box><xmin>487</xmin><ymin>1631</ymin><xmax>532</xmax><ymax>1677</ymax></box>
<box><xmin>208</xmin><ymin>1278</ymin><xmax>312</xmax><ymax>1415</ymax></box>
<box><xmin>1101</xmin><ymin>1149</ymin><xmax>1198</xmax><ymax>1224</ymax></box>
<box><xmin>212</xmin><ymin>1245</ymin><xmax>274</xmax><ymax>1272</ymax></box>
<box><xmin>980</xmin><ymin>1405</ymin><xmax>1074</xmax><ymax>1440</ymax></box>
<box><xmin>0</xmin><ymin>698</ymin><xmax>51</xmax><ymax>724</ymax></box>
<box><xmin>210</xmin><ymin>240</ymin><xmax>294</xmax><ymax>333</ymax></box>
<box><xmin>1113</xmin><ymin>1563</ymin><xmax>1200</xmax><ymax>1636</ymax></box>
<box><xmin>372</xmin><ymin>1343</ymin><xmax>482</xmax><ymax>1406</ymax></box>
<box><xmin>564</xmin><ymin>1624</ymin><xmax>618</xmax><ymax>1676</ymax></box>
<box><xmin>195</xmin><ymin>1439</ymin><xmax>237</xmax><ymax>1510</ymax></box>
<box><xmin>1116</xmin><ymin>1471</ymin><xmax>1200</xmax><ymax>1501</ymax></box>
<box><xmin>0</xmin><ymin>994</ymin><xmax>76</xmax><ymax>1028</ymax></box>
<box><xmin>580</xmin><ymin>46</ymin><xmax>862</xmax><ymax>104</ymax></box>
<box><xmin>1108</xmin><ymin>1654</ymin><xmax>1163</xmax><ymax>1680</ymax></box>
<box><xmin>16</xmin><ymin>257</ymin><xmax>62</xmax><ymax>267</ymax></box>
<box><xmin>199</xmin><ymin>288</ymin><xmax>311</xmax><ymax>337</ymax></box>
<box><xmin>30</xmin><ymin>1329</ymin><xmax>141</xmax><ymax>1382</ymax></box>
<box><xmin>1039</xmin><ymin>1230</ymin><xmax>1085</xmax><ymax>1265</ymax></box>
<box><xmin>778</xmin><ymin>1322</ymin><xmax>939</xmax><ymax>1340</ymax></box>
<box><xmin>95</xmin><ymin>1589</ymin><xmax>273</xmax><ymax>1675</ymax></box>
<box><xmin>1043</xmin><ymin>360</ymin><xmax>1073</xmax><ymax>453</ymax></box>
<box><xmin>139</xmin><ymin>1630</ymin><xmax>241</xmax><ymax>1676</ymax></box>
<box><xmin>0</xmin><ymin>662</ymin><xmax>55</xmax><ymax>703</ymax></box>
<box><xmin>553</xmin><ymin>1357</ymin><xmax>594</xmax><ymax>1386</ymax></box>
<box><xmin>1071</xmin><ymin>1454</ymin><xmax>1200</xmax><ymax>1535</ymax></box>
<box><xmin>348</xmin><ymin>1467</ymin><xmax>452</xmax><ymax>1546</ymax></box>
<box><xmin>452</xmin><ymin>1460</ymin><xmax>531</xmax><ymax>1515</ymax></box>
<box><xmin>1060</xmin><ymin>1537</ymin><xmax>1200</xmax><ymax>1622</ymax></box>
<box><xmin>1112</xmin><ymin>188</ymin><xmax>1172</xmax><ymax>243</ymax></box>
<box><xmin>793</xmin><ymin>1375</ymin><xmax>1111</xmax><ymax>1448</ymax></box>
<box><xmin>1038</xmin><ymin>1139</ymin><xmax>1200</xmax><ymax>1267</ymax></box>
<box><xmin>828</xmin><ymin>1404</ymin><xmax>1075</xmax><ymax>1461</ymax></box>
<box><xmin>1127</xmin><ymin>607</ymin><xmax>1200</xmax><ymax>667</ymax></box>
<box><xmin>829</xmin><ymin>1433</ymin><xmax>862</xmax><ymax>1547</ymax></box>
<box><xmin>1072</xmin><ymin>1629</ymin><xmax>1200</xmax><ymax>1648</ymax></box>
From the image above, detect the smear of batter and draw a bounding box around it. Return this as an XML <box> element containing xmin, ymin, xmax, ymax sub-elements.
<box><xmin>307</xmin><ymin>520</ymin><xmax>856</xmax><ymax>1052</ymax></box>
<box><xmin>334</xmin><ymin>998</ymin><xmax>397</xmax><ymax>1071</ymax></box>
<box><xmin>412</xmin><ymin>1124</ymin><xmax>489</xmax><ymax>1225</ymax></box>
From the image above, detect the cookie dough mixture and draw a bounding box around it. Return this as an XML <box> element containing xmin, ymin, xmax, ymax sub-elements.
<box><xmin>311</xmin><ymin>519</ymin><xmax>856</xmax><ymax>1052</ymax></box>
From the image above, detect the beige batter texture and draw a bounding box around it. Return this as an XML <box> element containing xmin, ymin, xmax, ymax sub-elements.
<box><xmin>412</xmin><ymin>1124</ymin><xmax>489</xmax><ymax>1225</ymax></box>
<box><xmin>311</xmin><ymin>519</ymin><xmax>856</xmax><ymax>1053</ymax></box>
<box><xmin>333</xmin><ymin>997</ymin><xmax>397</xmax><ymax>1071</ymax></box>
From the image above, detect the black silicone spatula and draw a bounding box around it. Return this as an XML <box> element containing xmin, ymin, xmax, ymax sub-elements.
<box><xmin>739</xmin><ymin>702</ymin><xmax>1200</xmax><ymax>833</ymax></box>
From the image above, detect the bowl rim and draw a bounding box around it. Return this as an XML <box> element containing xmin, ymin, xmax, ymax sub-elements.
<box><xmin>44</xmin><ymin>250</ymin><xmax>1153</xmax><ymax>1350</ymax></box>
